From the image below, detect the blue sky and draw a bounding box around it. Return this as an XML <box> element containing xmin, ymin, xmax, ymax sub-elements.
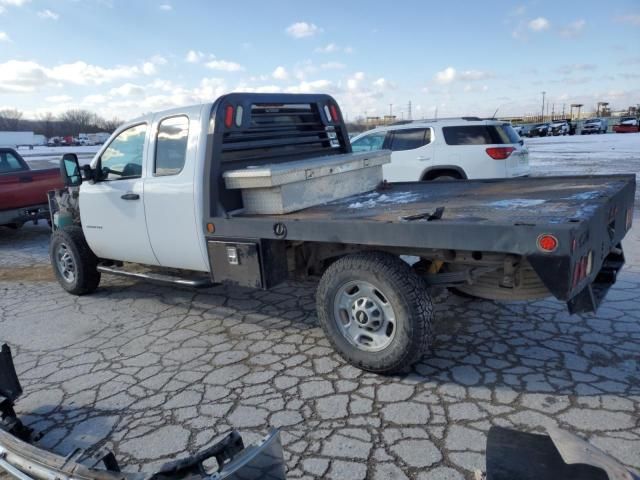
<box><xmin>0</xmin><ymin>0</ymin><xmax>639</xmax><ymax>121</ymax></box>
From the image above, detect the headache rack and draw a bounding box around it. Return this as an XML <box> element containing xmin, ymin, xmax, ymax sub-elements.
<box><xmin>207</xmin><ymin>93</ymin><xmax>352</xmax><ymax>215</ymax></box>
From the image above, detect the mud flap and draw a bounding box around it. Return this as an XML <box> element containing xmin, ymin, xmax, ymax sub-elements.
<box><xmin>486</xmin><ymin>426</ymin><xmax>638</xmax><ymax>480</ymax></box>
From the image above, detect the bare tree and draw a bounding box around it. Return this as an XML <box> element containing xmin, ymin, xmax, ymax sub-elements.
<box><xmin>99</xmin><ymin>116</ymin><xmax>122</xmax><ymax>133</ymax></box>
<box><xmin>59</xmin><ymin>109</ymin><xmax>100</xmax><ymax>135</ymax></box>
<box><xmin>35</xmin><ymin>112</ymin><xmax>56</xmax><ymax>139</ymax></box>
<box><xmin>0</xmin><ymin>108</ymin><xmax>24</xmax><ymax>130</ymax></box>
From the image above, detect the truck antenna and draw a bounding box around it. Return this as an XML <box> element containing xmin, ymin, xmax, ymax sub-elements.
<box><xmin>491</xmin><ymin>107</ymin><xmax>499</xmax><ymax>119</ymax></box>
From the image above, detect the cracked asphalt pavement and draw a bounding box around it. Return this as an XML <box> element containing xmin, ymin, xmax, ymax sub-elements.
<box><xmin>1</xmin><ymin>222</ymin><xmax>639</xmax><ymax>480</ymax></box>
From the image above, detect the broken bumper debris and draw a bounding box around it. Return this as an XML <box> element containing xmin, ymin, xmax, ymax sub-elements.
<box><xmin>0</xmin><ymin>344</ymin><xmax>286</xmax><ymax>480</ymax></box>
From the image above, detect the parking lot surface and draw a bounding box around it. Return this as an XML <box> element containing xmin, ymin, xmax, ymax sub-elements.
<box><xmin>1</xmin><ymin>134</ymin><xmax>639</xmax><ymax>479</ymax></box>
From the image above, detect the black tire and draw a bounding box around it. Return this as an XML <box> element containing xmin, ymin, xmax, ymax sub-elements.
<box><xmin>431</xmin><ymin>175</ymin><xmax>458</xmax><ymax>181</ymax></box>
<box><xmin>50</xmin><ymin>226</ymin><xmax>101</xmax><ymax>295</ymax></box>
<box><xmin>316</xmin><ymin>251</ymin><xmax>433</xmax><ymax>374</ymax></box>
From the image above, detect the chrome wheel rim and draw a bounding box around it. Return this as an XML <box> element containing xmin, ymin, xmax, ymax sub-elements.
<box><xmin>55</xmin><ymin>243</ymin><xmax>76</xmax><ymax>283</ymax></box>
<box><xmin>333</xmin><ymin>280</ymin><xmax>396</xmax><ymax>352</ymax></box>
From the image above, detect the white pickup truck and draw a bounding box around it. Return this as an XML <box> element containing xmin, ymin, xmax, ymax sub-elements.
<box><xmin>49</xmin><ymin>93</ymin><xmax>634</xmax><ymax>373</ymax></box>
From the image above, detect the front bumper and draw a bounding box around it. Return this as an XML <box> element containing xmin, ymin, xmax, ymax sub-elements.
<box><xmin>0</xmin><ymin>345</ymin><xmax>286</xmax><ymax>480</ymax></box>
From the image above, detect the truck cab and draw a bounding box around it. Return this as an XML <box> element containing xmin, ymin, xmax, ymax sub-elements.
<box><xmin>78</xmin><ymin>104</ymin><xmax>210</xmax><ymax>271</ymax></box>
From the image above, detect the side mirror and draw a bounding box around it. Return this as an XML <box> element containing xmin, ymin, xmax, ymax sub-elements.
<box><xmin>60</xmin><ymin>153</ymin><xmax>82</xmax><ymax>187</ymax></box>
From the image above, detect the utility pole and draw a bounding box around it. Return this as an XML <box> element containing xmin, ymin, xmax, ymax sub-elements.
<box><xmin>541</xmin><ymin>91</ymin><xmax>546</xmax><ymax>122</ymax></box>
<box><xmin>407</xmin><ymin>101</ymin><xmax>412</xmax><ymax>120</ymax></box>
<box><xmin>551</xmin><ymin>103</ymin><xmax>555</xmax><ymax>119</ymax></box>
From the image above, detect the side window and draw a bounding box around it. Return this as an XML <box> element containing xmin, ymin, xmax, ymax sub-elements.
<box><xmin>99</xmin><ymin>124</ymin><xmax>147</xmax><ymax>180</ymax></box>
<box><xmin>351</xmin><ymin>131</ymin><xmax>386</xmax><ymax>152</ymax></box>
<box><xmin>0</xmin><ymin>152</ymin><xmax>24</xmax><ymax>173</ymax></box>
<box><xmin>388</xmin><ymin>128</ymin><xmax>429</xmax><ymax>152</ymax></box>
<box><xmin>155</xmin><ymin>116</ymin><xmax>189</xmax><ymax>176</ymax></box>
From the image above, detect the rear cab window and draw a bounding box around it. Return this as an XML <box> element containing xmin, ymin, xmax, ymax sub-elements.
<box><xmin>155</xmin><ymin>115</ymin><xmax>189</xmax><ymax>176</ymax></box>
<box><xmin>0</xmin><ymin>151</ymin><xmax>26</xmax><ymax>173</ymax></box>
<box><xmin>442</xmin><ymin>125</ymin><xmax>514</xmax><ymax>145</ymax></box>
<box><xmin>388</xmin><ymin>128</ymin><xmax>431</xmax><ymax>151</ymax></box>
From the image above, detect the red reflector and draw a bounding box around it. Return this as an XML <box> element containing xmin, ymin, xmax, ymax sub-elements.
<box><xmin>330</xmin><ymin>104</ymin><xmax>339</xmax><ymax>122</ymax></box>
<box><xmin>485</xmin><ymin>147</ymin><xmax>515</xmax><ymax>160</ymax></box>
<box><xmin>224</xmin><ymin>105</ymin><xmax>234</xmax><ymax>128</ymax></box>
<box><xmin>537</xmin><ymin>234</ymin><xmax>558</xmax><ymax>252</ymax></box>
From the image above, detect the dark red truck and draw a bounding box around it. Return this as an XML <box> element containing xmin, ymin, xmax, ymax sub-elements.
<box><xmin>0</xmin><ymin>148</ymin><xmax>63</xmax><ymax>228</ymax></box>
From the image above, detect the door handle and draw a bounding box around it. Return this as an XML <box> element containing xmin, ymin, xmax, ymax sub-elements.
<box><xmin>417</xmin><ymin>156</ymin><xmax>431</xmax><ymax>161</ymax></box>
<box><xmin>19</xmin><ymin>176</ymin><xmax>33</xmax><ymax>183</ymax></box>
<box><xmin>121</xmin><ymin>193</ymin><xmax>140</xmax><ymax>200</ymax></box>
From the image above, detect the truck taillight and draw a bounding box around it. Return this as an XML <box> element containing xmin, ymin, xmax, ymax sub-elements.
<box><xmin>485</xmin><ymin>147</ymin><xmax>515</xmax><ymax>160</ymax></box>
<box><xmin>626</xmin><ymin>208</ymin><xmax>633</xmax><ymax>230</ymax></box>
<box><xmin>537</xmin><ymin>234</ymin><xmax>558</xmax><ymax>252</ymax></box>
<box><xmin>224</xmin><ymin>105</ymin><xmax>234</xmax><ymax>128</ymax></box>
<box><xmin>571</xmin><ymin>250</ymin><xmax>593</xmax><ymax>290</ymax></box>
<box><xmin>330</xmin><ymin>104</ymin><xmax>339</xmax><ymax>122</ymax></box>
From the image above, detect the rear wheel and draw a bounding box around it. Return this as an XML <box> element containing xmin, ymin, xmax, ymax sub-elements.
<box><xmin>50</xmin><ymin>226</ymin><xmax>101</xmax><ymax>295</ymax></box>
<box><xmin>316</xmin><ymin>251</ymin><xmax>433</xmax><ymax>374</ymax></box>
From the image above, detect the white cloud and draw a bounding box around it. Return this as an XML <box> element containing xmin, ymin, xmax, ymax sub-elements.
<box><xmin>0</xmin><ymin>58</ymin><xmax>160</xmax><ymax>93</ymax></box>
<box><xmin>82</xmin><ymin>94</ymin><xmax>108</xmax><ymax>105</ymax></box>
<box><xmin>142</xmin><ymin>62</ymin><xmax>157</xmax><ymax>75</ymax></box>
<box><xmin>321</xmin><ymin>61</ymin><xmax>345</xmax><ymax>70</ymax></box>
<box><xmin>45</xmin><ymin>95</ymin><xmax>72</xmax><ymax>103</ymax></box>
<box><xmin>0</xmin><ymin>6</ymin><xmax>4</xmax><ymax>14</ymax></box>
<box><xmin>149</xmin><ymin>55</ymin><xmax>167</xmax><ymax>65</ymax></box>
<box><xmin>528</xmin><ymin>17</ymin><xmax>550</xmax><ymax>31</ymax></box>
<box><xmin>185</xmin><ymin>50</ymin><xmax>204</xmax><ymax>63</ymax></box>
<box><xmin>347</xmin><ymin>72</ymin><xmax>365</xmax><ymax>90</ymax></box>
<box><xmin>37</xmin><ymin>9</ymin><xmax>58</xmax><ymax>20</ymax></box>
<box><xmin>459</xmin><ymin>70</ymin><xmax>492</xmax><ymax>81</ymax></box>
<box><xmin>0</xmin><ymin>31</ymin><xmax>9</xmax><ymax>42</ymax></box>
<box><xmin>615</xmin><ymin>14</ymin><xmax>640</xmax><ymax>26</ymax></box>
<box><xmin>434</xmin><ymin>67</ymin><xmax>491</xmax><ymax>84</ymax></box>
<box><xmin>159</xmin><ymin>3</ymin><xmax>172</xmax><ymax>10</ymax></box>
<box><xmin>109</xmin><ymin>83</ymin><xmax>145</xmax><ymax>97</ymax></box>
<box><xmin>272</xmin><ymin>66</ymin><xmax>288</xmax><ymax>80</ymax></box>
<box><xmin>435</xmin><ymin>66</ymin><xmax>456</xmax><ymax>84</ymax></box>
<box><xmin>0</xmin><ymin>0</ymin><xmax>29</xmax><ymax>6</ymax></box>
<box><xmin>286</xmin><ymin>21</ymin><xmax>322</xmax><ymax>38</ymax></box>
<box><xmin>560</xmin><ymin>19</ymin><xmax>585</xmax><ymax>37</ymax></box>
<box><xmin>315</xmin><ymin>43</ymin><xmax>337</xmax><ymax>53</ymax></box>
<box><xmin>285</xmin><ymin>79</ymin><xmax>332</xmax><ymax>93</ymax></box>
<box><xmin>205</xmin><ymin>60</ymin><xmax>243</xmax><ymax>72</ymax></box>
<box><xmin>315</xmin><ymin>43</ymin><xmax>353</xmax><ymax>54</ymax></box>
<box><xmin>556</xmin><ymin>63</ymin><xmax>597</xmax><ymax>74</ymax></box>
<box><xmin>49</xmin><ymin>61</ymin><xmax>140</xmax><ymax>85</ymax></box>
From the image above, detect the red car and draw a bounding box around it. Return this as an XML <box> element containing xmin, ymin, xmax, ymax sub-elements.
<box><xmin>0</xmin><ymin>148</ymin><xmax>63</xmax><ymax>228</ymax></box>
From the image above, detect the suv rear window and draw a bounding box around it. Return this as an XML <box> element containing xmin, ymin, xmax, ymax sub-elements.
<box><xmin>388</xmin><ymin>128</ymin><xmax>430</xmax><ymax>151</ymax></box>
<box><xmin>442</xmin><ymin>125</ymin><xmax>513</xmax><ymax>145</ymax></box>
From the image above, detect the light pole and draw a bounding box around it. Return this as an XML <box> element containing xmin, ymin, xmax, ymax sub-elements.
<box><xmin>541</xmin><ymin>91</ymin><xmax>546</xmax><ymax>122</ymax></box>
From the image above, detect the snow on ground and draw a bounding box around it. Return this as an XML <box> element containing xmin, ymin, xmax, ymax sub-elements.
<box><xmin>20</xmin><ymin>145</ymin><xmax>100</xmax><ymax>169</ymax></box>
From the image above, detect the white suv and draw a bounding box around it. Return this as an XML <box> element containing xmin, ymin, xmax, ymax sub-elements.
<box><xmin>350</xmin><ymin>118</ymin><xmax>530</xmax><ymax>181</ymax></box>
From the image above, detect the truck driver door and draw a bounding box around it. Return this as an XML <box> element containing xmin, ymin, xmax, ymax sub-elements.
<box><xmin>79</xmin><ymin>123</ymin><xmax>160</xmax><ymax>266</ymax></box>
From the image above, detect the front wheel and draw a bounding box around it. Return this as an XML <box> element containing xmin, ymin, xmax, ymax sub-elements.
<box><xmin>50</xmin><ymin>226</ymin><xmax>101</xmax><ymax>295</ymax></box>
<box><xmin>316</xmin><ymin>251</ymin><xmax>433</xmax><ymax>374</ymax></box>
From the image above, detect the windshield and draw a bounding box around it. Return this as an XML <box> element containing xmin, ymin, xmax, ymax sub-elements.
<box><xmin>585</xmin><ymin>119</ymin><xmax>599</xmax><ymax>124</ymax></box>
<box><xmin>351</xmin><ymin>131</ymin><xmax>386</xmax><ymax>152</ymax></box>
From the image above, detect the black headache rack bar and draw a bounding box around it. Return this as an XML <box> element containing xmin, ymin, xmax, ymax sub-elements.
<box><xmin>203</xmin><ymin>92</ymin><xmax>351</xmax><ymax>217</ymax></box>
<box><xmin>0</xmin><ymin>344</ymin><xmax>286</xmax><ymax>480</ymax></box>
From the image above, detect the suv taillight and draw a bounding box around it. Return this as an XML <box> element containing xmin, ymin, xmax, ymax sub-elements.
<box><xmin>485</xmin><ymin>147</ymin><xmax>515</xmax><ymax>160</ymax></box>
